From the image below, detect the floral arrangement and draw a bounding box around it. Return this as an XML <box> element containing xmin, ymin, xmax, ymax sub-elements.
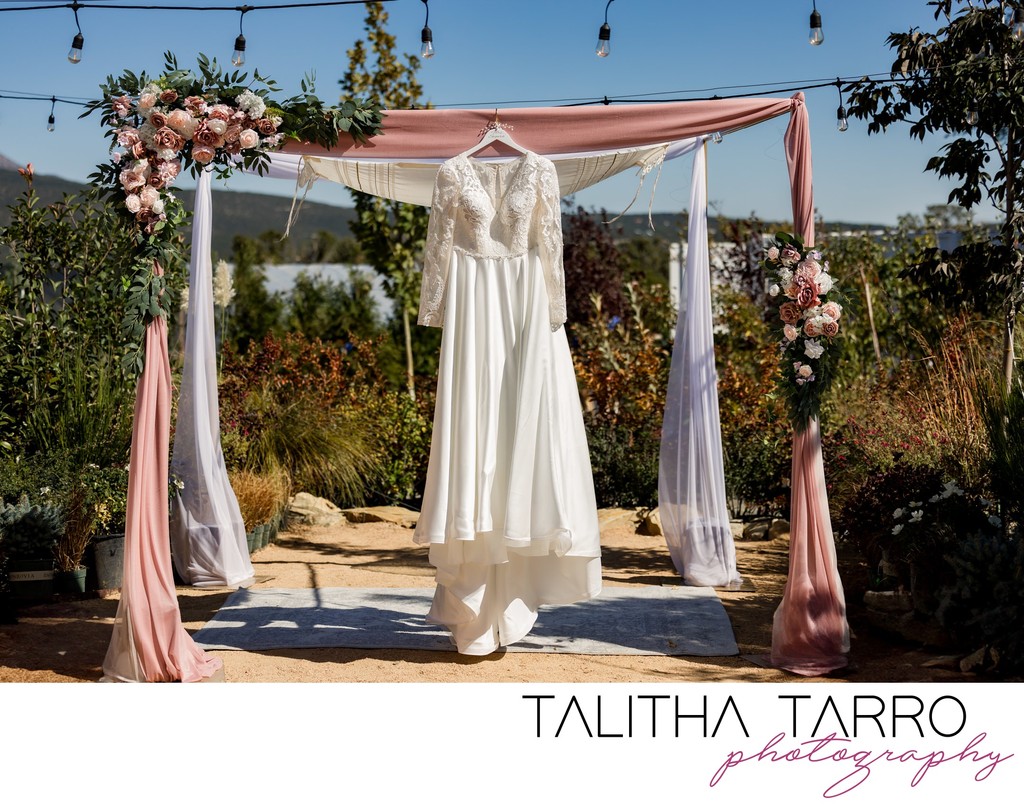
<box><xmin>84</xmin><ymin>52</ymin><xmax>384</xmax><ymax>374</ymax></box>
<box><xmin>762</xmin><ymin>232</ymin><xmax>843</xmax><ymax>427</ymax></box>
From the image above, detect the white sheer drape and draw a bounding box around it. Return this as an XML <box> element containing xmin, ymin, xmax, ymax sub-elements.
<box><xmin>659</xmin><ymin>143</ymin><xmax>742</xmax><ymax>588</ymax></box>
<box><xmin>170</xmin><ymin>168</ymin><xmax>255</xmax><ymax>589</ymax></box>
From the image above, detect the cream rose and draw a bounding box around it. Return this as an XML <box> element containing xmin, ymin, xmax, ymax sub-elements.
<box><xmin>238</xmin><ymin>129</ymin><xmax>260</xmax><ymax>150</ymax></box>
<box><xmin>166</xmin><ymin>109</ymin><xmax>198</xmax><ymax>138</ymax></box>
<box><xmin>138</xmin><ymin>92</ymin><xmax>157</xmax><ymax>111</ymax></box>
<box><xmin>798</xmin><ymin>364</ymin><xmax>814</xmax><ymax>378</ymax></box>
<box><xmin>139</xmin><ymin>186</ymin><xmax>160</xmax><ymax>208</ymax></box>
<box><xmin>191</xmin><ymin>145</ymin><xmax>216</xmax><ymax>164</ymax></box>
<box><xmin>124</xmin><ymin>194</ymin><xmax>142</xmax><ymax>213</ymax></box>
<box><xmin>821</xmin><ymin>301</ymin><xmax>843</xmax><ymax>320</ymax></box>
<box><xmin>783</xmin><ymin>324</ymin><xmax>799</xmax><ymax>342</ymax></box>
<box><xmin>206</xmin><ymin>118</ymin><xmax>228</xmax><ymax>136</ymax></box>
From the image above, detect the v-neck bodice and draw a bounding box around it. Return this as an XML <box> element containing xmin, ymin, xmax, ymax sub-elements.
<box><xmin>418</xmin><ymin>150</ymin><xmax>566</xmax><ymax>331</ymax></box>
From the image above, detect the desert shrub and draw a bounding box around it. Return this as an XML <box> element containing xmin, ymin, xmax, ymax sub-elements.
<box><xmin>713</xmin><ymin>287</ymin><xmax>790</xmax><ymax>517</ymax></box>
<box><xmin>573</xmin><ymin>281</ymin><xmax>675</xmax><ymax>509</ymax></box>
<box><xmin>361</xmin><ymin>388</ymin><xmax>433</xmax><ymax>507</ymax></box>
<box><xmin>229</xmin><ymin>468</ymin><xmax>290</xmax><ymax>531</ymax></box>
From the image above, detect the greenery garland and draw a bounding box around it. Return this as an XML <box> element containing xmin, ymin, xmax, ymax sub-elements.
<box><xmin>83</xmin><ymin>52</ymin><xmax>384</xmax><ymax>375</ymax></box>
<box><xmin>761</xmin><ymin>232</ymin><xmax>844</xmax><ymax>429</ymax></box>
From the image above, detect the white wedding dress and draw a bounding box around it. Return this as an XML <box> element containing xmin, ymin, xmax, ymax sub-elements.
<box><xmin>413</xmin><ymin>151</ymin><xmax>602</xmax><ymax>655</ymax></box>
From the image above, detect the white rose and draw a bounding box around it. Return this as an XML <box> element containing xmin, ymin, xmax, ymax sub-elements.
<box><xmin>125</xmin><ymin>194</ymin><xmax>142</xmax><ymax>213</ymax></box>
<box><xmin>238</xmin><ymin>129</ymin><xmax>260</xmax><ymax>150</ymax></box>
<box><xmin>207</xmin><ymin>118</ymin><xmax>228</xmax><ymax>136</ymax></box>
<box><xmin>138</xmin><ymin>92</ymin><xmax>157</xmax><ymax>111</ymax></box>
<box><xmin>816</xmin><ymin>272</ymin><xmax>834</xmax><ymax>295</ymax></box>
<box><xmin>139</xmin><ymin>186</ymin><xmax>160</xmax><ymax>208</ymax></box>
<box><xmin>803</xmin><ymin>338</ymin><xmax>825</xmax><ymax>360</ymax></box>
<box><xmin>151</xmin><ymin>198</ymin><xmax>165</xmax><ymax>215</ymax></box>
<box><xmin>769</xmin><ymin>284</ymin><xmax>780</xmax><ymax>297</ymax></box>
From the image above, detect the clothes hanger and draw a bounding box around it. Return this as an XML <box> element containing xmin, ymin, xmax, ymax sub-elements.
<box><xmin>455</xmin><ymin>110</ymin><xmax>528</xmax><ymax>160</ymax></box>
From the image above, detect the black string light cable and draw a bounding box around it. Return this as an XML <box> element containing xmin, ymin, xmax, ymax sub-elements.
<box><xmin>0</xmin><ymin>1</ymin><xmax>398</xmax><ymax>63</ymax></box>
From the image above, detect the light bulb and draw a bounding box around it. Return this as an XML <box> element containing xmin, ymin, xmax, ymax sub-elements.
<box><xmin>837</xmin><ymin>106</ymin><xmax>848</xmax><ymax>132</ymax></box>
<box><xmin>421</xmin><ymin>26</ymin><xmax>434</xmax><ymax>59</ymax></box>
<box><xmin>966</xmin><ymin>101</ymin><xmax>979</xmax><ymax>126</ymax></box>
<box><xmin>596</xmin><ymin>22</ymin><xmax>611</xmax><ymax>57</ymax></box>
<box><xmin>67</xmin><ymin>32</ymin><xmax>84</xmax><ymax>64</ymax></box>
<box><xmin>231</xmin><ymin>34</ymin><xmax>246</xmax><ymax>67</ymax></box>
<box><xmin>711</xmin><ymin>131</ymin><xmax>723</xmax><ymax>144</ymax></box>
<box><xmin>47</xmin><ymin>114</ymin><xmax>55</xmax><ymax>132</ymax></box>
<box><xmin>809</xmin><ymin>10</ymin><xmax>824</xmax><ymax>46</ymax></box>
<box><xmin>1014</xmin><ymin>9</ymin><xmax>1024</xmax><ymax>41</ymax></box>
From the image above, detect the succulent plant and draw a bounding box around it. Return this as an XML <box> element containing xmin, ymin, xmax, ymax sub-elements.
<box><xmin>0</xmin><ymin>495</ymin><xmax>63</xmax><ymax>562</ymax></box>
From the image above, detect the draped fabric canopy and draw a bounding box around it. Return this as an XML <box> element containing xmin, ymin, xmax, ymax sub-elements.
<box><xmin>111</xmin><ymin>93</ymin><xmax>848</xmax><ymax>679</ymax></box>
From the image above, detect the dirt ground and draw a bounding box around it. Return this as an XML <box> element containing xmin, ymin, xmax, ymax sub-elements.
<box><xmin>0</xmin><ymin>517</ymin><xmax>987</xmax><ymax>683</ymax></box>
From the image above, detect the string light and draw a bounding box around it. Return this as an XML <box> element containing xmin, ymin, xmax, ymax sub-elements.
<box><xmin>232</xmin><ymin>5</ymin><xmax>250</xmax><ymax>66</ymax></box>
<box><xmin>67</xmin><ymin>1</ymin><xmax>84</xmax><ymax>63</ymax></box>
<box><xmin>809</xmin><ymin>1</ymin><xmax>824</xmax><ymax>47</ymax></box>
<box><xmin>835</xmin><ymin>79</ymin><xmax>847</xmax><ymax>132</ymax></box>
<box><xmin>47</xmin><ymin>96</ymin><xmax>56</xmax><ymax>132</ymax></box>
<box><xmin>711</xmin><ymin>131</ymin><xmax>723</xmax><ymax>144</ymax></box>
<box><xmin>596</xmin><ymin>0</ymin><xmax>614</xmax><ymax>58</ymax></box>
<box><xmin>420</xmin><ymin>0</ymin><xmax>434</xmax><ymax>59</ymax></box>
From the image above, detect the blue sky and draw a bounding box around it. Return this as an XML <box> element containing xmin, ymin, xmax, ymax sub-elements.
<box><xmin>0</xmin><ymin>0</ymin><xmax>995</xmax><ymax>226</ymax></box>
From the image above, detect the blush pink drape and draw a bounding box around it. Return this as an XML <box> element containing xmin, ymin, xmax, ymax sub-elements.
<box><xmin>102</xmin><ymin>263</ymin><xmax>222</xmax><ymax>683</ymax></box>
<box><xmin>772</xmin><ymin>99</ymin><xmax>850</xmax><ymax>674</ymax></box>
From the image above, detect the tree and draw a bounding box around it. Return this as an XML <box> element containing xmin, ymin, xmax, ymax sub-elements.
<box><xmin>562</xmin><ymin>204</ymin><xmax>627</xmax><ymax>327</ymax></box>
<box><xmin>227</xmin><ymin>233</ymin><xmax>284</xmax><ymax>353</ymax></box>
<box><xmin>845</xmin><ymin>0</ymin><xmax>1024</xmax><ymax>390</ymax></box>
<box><xmin>340</xmin><ymin>1</ymin><xmax>429</xmax><ymax>399</ymax></box>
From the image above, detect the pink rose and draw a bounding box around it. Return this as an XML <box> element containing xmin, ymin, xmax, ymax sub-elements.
<box><xmin>796</xmin><ymin>258</ymin><xmax>821</xmax><ymax>278</ymax></box>
<box><xmin>194</xmin><ymin>123</ymin><xmax>224</xmax><ymax>148</ymax></box>
<box><xmin>166</xmin><ymin>109</ymin><xmax>197</xmax><ymax>138</ymax></box>
<box><xmin>148</xmin><ymin>174</ymin><xmax>164</xmax><ymax>189</ymax></box>
<box><xmin>129</xmin><ymin>141</ymin><xmax>147</xmax><ymax>159</ymax></box>
<box><xmin>119</xmin><ymin>167</ymin><xmax>146</xmax><ymax>192</ymax></box>
<box><xmin>116</xmin><ymin>127</ymin><xmax>141</xmax><ymax>148</ymax></box>
<box><xmin>803</xmin><ymin>319</ymin><xmax>821</xmax><ymax>337</ymax></box>
<box><xmin>255</xmin><ymin>118</ymin><xmax>277</xmax><ymax>135</ymax></box>
<box><xmin>207</xmin><ymin>104</ymin><xmax>232</xmax><ymax>121</ymax></box>
<box><xmin>796</xmin><ymin>285</ymin><xmax>820</xmax><ymax>308</ymax></box>
<box><xmin>138</xmin><ymin>92</ymin><xmax>157</xmax><ymax>110</ymax></box>
<box><xmin>783</xmin><ymin>324</ymin><xmax>799</xmax><ymax>342</ymax></box>
<box><xmin>159</xmin><ymin>89</ymin><xmax>178</xmax><ymax>104</ymax></box>
<box><xmin>766</xmin><ymin>246</ymin><xmax>780</xmax><ymax>261</ymax></box>
<box><xmin>795</xmin><ymin>377</ymin><xmax>806</xmax><ymax>386</ymax></box>
<box><xmin>139</xmin><ymin>186</ymin><xmax>160</xmax><ymax>208</ymax></box>
<box><xmin>112</xmin><ymin>95</ymin><xmax>132</xmax><ymax>118</ymax></box>
<box><xmin>238</xmin><ymin>128</ymin><xmax>260</xmax><ymax>150</ymax></box>
<box><xmin>780</xmin><ymin>246</ymin><xmax>801</xmax><ymax>266</ymax></box>
<box><xmin>821</xmin><ymin>301</ymin><xmax>842</xmax><ymax>320</ymax></box>
<box><xmin>798</xmin><ymin>364</ymin><xmax>813</xmax><ymax>378</ymax></box>
<box><xmin>191</xmin><ymin>145</ymin><xmax>216</xmax><ymax>164</ymax></box>
<box><xmin>821</xmin><ymin>319</ymin><xmax>840</xmax><ymax>338</ymax></box>
<box><xmin>153</xmin><ymin>126</ymin><xmax>185</xmax><ymax>152</ymax></box>
<box><xmin>125</xmin><ymin>193</ymin><xmax>142</xmax><ymax>213</ymax></box>
<box><xmin>779</xmin><ymin>302</ymin><xmax>802</xmax><ymax>324</ymax></box>
<box><xmin>149</xmin><ymin>110</ymin><xmax>168</xmax><ymax>128</ymax></box>
<box><xmin>184</xmin><ymin>96</ymin><xmax>207</xmax><ymax>116</ymax></box>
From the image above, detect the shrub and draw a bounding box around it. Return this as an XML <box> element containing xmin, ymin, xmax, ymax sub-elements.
<box><xmin>229</xmin><ymin>468</ymin><xmax>290</xmax><ymax>531</ymax></box>
<box><xmin>0</xmin><ymin>495</ymin><xmax>63</xmax><ymax>562</ymax></box>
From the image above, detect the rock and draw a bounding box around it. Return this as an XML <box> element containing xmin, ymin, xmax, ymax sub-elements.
<box><xmin>343</xmin><ymin>506</ymin><xmax>419</xmax><ymax>529</ymax></box>
<box><xmin>287</xmin><ymin>492</ymin><xmax>344</xmax><ymax>526</ymax></box>
<box><xmin>960</xmin><ymin>646</ymin><xmax>999</xmax><ymax>674</ymax></box>
<box><xmin>741</xmin><ymin>518</ymin><xmax>772</xmax><ymax>541</ymax></box>
<box><xmin>863</xmin><ymin>590</ymin><xmax>913</xmax><ymax>613</ymax></box>
<box><xmin>638</xmin><ymin>508</ymin><xmax>662</xmax><ymax>537</ymax></box>
<box><xmin>729</xmin><ymin>521</ymin><xmax>745</xmax><ymax>540</ymax></box>
<box><xmin>768</xmin><ymin>519</ymin><xmax>790</xmax><ymax>543</ymax></box>
<box><xmin>598</xmin><ymin>508</ymin><xmax>638</xmax><ymax>533</ymax></box>
<box><xmin>921</xmin><ymin>655</ymin><xmax>962</xmax><ymax>670</ymax></box>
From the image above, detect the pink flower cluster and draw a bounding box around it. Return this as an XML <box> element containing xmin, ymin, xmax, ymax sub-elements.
<box><xmin>764</xmin><ymin>241</ymin><xmax>841</xmax><ymax>386</ymax></box>
<box><xmin>109</xmin><ymin>85</ymin><xmax>282</xmax><ymax>233</ymax></box>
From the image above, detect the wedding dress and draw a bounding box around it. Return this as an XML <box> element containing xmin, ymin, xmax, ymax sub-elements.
<box><xmin>413</xmin><ymin>150</ymin><xmax>602</xmax><ymax>655</ymax></box>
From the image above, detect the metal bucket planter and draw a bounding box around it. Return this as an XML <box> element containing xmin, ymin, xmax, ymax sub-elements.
<box><xmin>257</xmin><ymin>523</ymin><xmax>269</xmax><ymax>549</ymax></box>
<box><xmin>93</xmin><ymin>534</ymin><xmax>125</xmax><ymax>590</ymax></box>
<box><xmin>7</xmin><ymin>559</ymin><xmax>54</xmax><ymax>600</ymax></box>
<box><xmin>246</xmin><ymin>531</ymin><xmax>257</xmax><ymax>555</ymax></box>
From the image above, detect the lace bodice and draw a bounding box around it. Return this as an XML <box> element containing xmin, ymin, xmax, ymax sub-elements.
<box><xmin>417</xmin><ymin>151</ymin><xmax>566</xmax><ymax>331</ymax></box>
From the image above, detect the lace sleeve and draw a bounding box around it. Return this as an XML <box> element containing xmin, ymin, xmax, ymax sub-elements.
<box><xmin>537</xmin><ymin>159</ymin><xmax>566</xmax><ymax>331</ymax></box>
<box><xmin>417</xmin><ymin>163</ymin><xmax>459</xmax><ymax>328</ymax></box>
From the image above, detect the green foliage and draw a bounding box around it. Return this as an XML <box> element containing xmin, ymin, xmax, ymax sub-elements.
<box><xmin>341</xmin><ymin>1</ymin><xmax>430</xmax><ymax>398</ymax></box>
<box><xmin>573</xmin><ymin>281</ymin><xmax>675</xmax><ymax>509</ymax></box>
<box><xmin>976</xmin><ymin>375</ymin><xmax>1024</xmax><ymax>520</ymax></box>
<box><xmin>0</xmin><ymin>495</ymin><xmax>63</xmax><ymax>562</ymax></box>
<box><xmin>283</xmin><ymin>269</ymin><xmax>384</xmax><ymax>344</ymax></box>
<box><xmin>844</xmin><ymin>0</ymin><xmax>1024</xmax><ymax>386</ymax></box>
<box><xmin>363</xmin><ymin>389</ymin><xmax>433</xmax><ymax>507</ymax></box>
<box><xmin>225</xmin><ymin>234</ymin><xmax>286</xmax><ymax>354</ymax></box>
<box><xmin>562</xmin><ymin>204</ymin><xmax>627</xmax><ymax>326</ymax></box>
<box><xmin>713</xmin><ymin>287</ymin><xmax>790</xmax><ymax>516</ymax></box>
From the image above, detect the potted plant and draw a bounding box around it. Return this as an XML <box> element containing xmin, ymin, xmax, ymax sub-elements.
<box><xmin>82</xmin><ymin>465</ymin><xmax>128</xmax><ymax>591</ymax></box>
<box><xmin>54</xmin><ymin>485</ymin><xmax>93</xmax><ymax>594</ymax></box>
<box><xmin>0</xmin><ymin>495</ymin><xmax>63</xmax><ymax>599</ymax></box>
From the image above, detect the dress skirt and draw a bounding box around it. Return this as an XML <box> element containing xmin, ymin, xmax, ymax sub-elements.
<box><xmin>413</xmin><ymin>247</ymin><xmax>602</xmax><ymax>655</ymax></box>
